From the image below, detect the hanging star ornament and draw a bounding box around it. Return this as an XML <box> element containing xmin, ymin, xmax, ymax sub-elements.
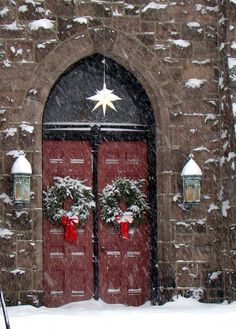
<box><xmin>87</xmin><ymin>82</ymin><xmax>122</xmax><ymax>116</ymax></box>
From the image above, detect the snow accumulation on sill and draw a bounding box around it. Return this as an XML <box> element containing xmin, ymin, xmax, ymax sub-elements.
<box><xmin>185</xmin><ymin>79</ymin><xmax>206</xmax><ymax>88</ymax></box>
<box><xmin>231</xmin><ymin>41</ymin><xmax>236</xmax><ymax>50</ymax></box>
<box><xmin>28</xmin><ymin>18</ymin><xmax>54</xmax><ymax>31</ymax></box>
<box><xmin>3</xmin><ymin>128</ymin><xmax>17</xmax><ymax>138</ymax></box>
<box><xmin>19</xmin><ymin>123</ymin><xmax>34</xmax><ymax>134</ymax></box>
<box><xmin>142</xmin><ymin>3</ymin><xmax>168</xmax><ymax>12</ymax></box>
<box><xmin>169</xmin><ymin>39</ymin><xmax>191</xmax><ymax>48</ymax></box>
<box><xmin>36</xmin><ymin>39</ymin><xmax>57</xmax><ymax>48</ymax></box>
<box><xmin>221</xmin><ymin>200</ymin><xmax>231</xmax><ymax>217</ymax></box>
<box><xmin>0</xmin><ymin>193</ymin><xmax>11</xmax><ymax>204</ymax></box>
<box><xmin>7</xmin><ymin>150</ymin><xmax>23</xmax><ymax>158</ymax></box>
<box><xmin>228</xmin><ymin>57</ymin><xmax>236</xmax><ymax>69</ymax></box>
<box><xmin>73</xmin><ymin>17</ymin><xmax>88</xmax><ymax>24</ymax></box>
<box><xmin>0</xmin><ymin>7</ymin><xmax>9</xmax><ymax>17</ymax></box>
<box><xmin>2</xmin><ymin>21</ymin><xmax>24</xmax><ymax>31</ymax></box>
<box><xmin>208</xmin><ymin>203</ymin><xmax>220</xmax><ymax>213</ymax></box>
<box><xmin>0</xmin><ymin>228</ymin><xmax>13</xmax><ymax>239</ymax></box>
<box><xmin>187</xmin><ymin>21</ymin><xmax>201</xmax><ymax>28</ymax></box>
<box><xmin>18</xmin><ymin>5</ymin><xmax>28</xmax><ymax>13</ymax></box>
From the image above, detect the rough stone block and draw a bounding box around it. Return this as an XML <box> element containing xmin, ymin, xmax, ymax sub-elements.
<box><xmin>89</xmin><ymin>27</ymin><xmax>118</xmax><ymax>53</ymax></box>
<box><xmin>0</xmin><ymin>252</ymin><xmax>16</xmax><ymax>268</ymax></box>
<box><xmin>204</xmin><ymin>270</ymin><xmax>223</xmax><ymax>289</ymax></box>
<box><xmin>174</xmin><ymin>242</ymin><xmax>193</xmax><ymax>261</ymax></box>
<box><xmin>30</xmin><ymin>176</ymin><xmax>42</xmax><ymax>208</ymax></box>
<box><xmin>168</xmin><ymin>3</ymin><xmax>195</xmax><ymax>23</ymax></box>
<box><xmin>0</xmin><ymin>24</ymin><xmax>26</xmax><ymax>39</ymax></box>
<box><xmin>0</xmin><ymin>235</ymin><xmax>16</xmax><ymax>254</ymax></box>
<box><xmin>17</xmin><ymin>240</ymin><xmax>37</xmax><ymax>268</ymax></box>
<box><xmin>156</xmin><ymin>22</ymin><xmax>182</xmax><ymax>40</ymax></box>
<box><xmin>8</xmin><ymin>270</ymin><xmax>32</xmax><ymax>291</ymax></box>
<box><xmin>176</xmin><ymin>262</ymin><xmax>202</xmax><ymax>287</ymax></box>
<box><xmin>19</xmin><ymin>290</ymin><xmax>43</xmax><ymax>306</ymax></box>
<box><xmin>183</xmin><ymin>59</ymin><xmax>213</xmax><ymax>80</ymax></box>
<box><xmin>17</xmin><ymin>1</ymin><xmax>46</xmax><ymax>21</ymax></box>
<box><xmin>0</xmin><ymin>88</ymin><xmax>24</xmax><ymax>108</ymax></box>
<box><xmin>18</xmin><ymin>123</ymin><xmax>35</xmax><ymax>150</ymax></box>
<box><xmin>32</xmin><ymin>269</ymin><xmax>43</xmax><ymax>291</ymax></box>
<box><xmin>1</xmin><ymin>127</ymin><xmax>18</xmax><ymax>151</ymax></box>
<box><xmin>58</xmin><ymin>16</ymin><xmax>87</xmax><ymax>41</ymax></box>
<box><xmin>77</xmin><ymin>2</ymin><xmax>111</xmax><ymax>18</ymax></box>
<box><xmin>170</xmin><ymin>40</ymin><xmax>193</xmax><ymax>58</ymax></box>
<box><xmin>27</xmin><ymin>21</ymin><xmax>57</xmax><ymax>40</ymax></box>
<box><xmin>22</xmin><ymin>99</ymin><xmax>44</xmax><ymax>123</ymax></box>
<box><xmin>35</xmin><ymin>39</ymin><xmax>58</xmax><ymax>62</ymax></box>
<box><xmin>153</xmin><ymin>43</ymin><xmax>170</xmax><ymax>58</ymax></box>
<box><xmin>158</xmin><ymin>220</ymin><xmax>172</xmax><ymax>242</ymax></box>
<box><xmin>158</xmin><ymin>242</ymin><xmax>175</xmax><ymax>262</ymax></box>
<box><xmin>137</xmin><ymin>33</ymin><xmax>155</xmax><ymax>46</ymax></box>
<box><xmin>45</xmin><ymin>0</ymin><xmax>76</xmax><ymax>16</ymax></box>
<box><xmin>141</xmin><ymin>3</ymin><xmax>168</xmax><ymax>21</ymax></box>
<box><xmin>158</xmin><ymin>262</ymin><xmax>176</xmax><ymax>288</ymax></box>
<box><xmin>11</xmin><ymin>210</ymin><xmax>32</xmax><ymax>231</ymax></box>
<box><xmin>182</xmin><ymin>24</ymin><xmax>204</xmax><ymax>41</ymax></box>
<box><xmin>193</xmin><ymin>39</ymin><xmax>217</xmax><ymax>59</ymax></box>
<box><xmin>53</xmin><ymin>39</ymin><xmax>77</xmax><ymax>73</ymax></box>
<box><xmin>6</xmin><ymin>40</ymin><xmax>34</xmax><ymax>63</ymax></box>
<box><xmin>32</xmin><ymin>210</ymin><xmax>42</xmax><ymax>241</ymax></box>
<box><xmin>113</xmin><ymin>16</ymin><xmax>140</xmax><ymax>33</ymax></box>
<box><xmin>0</xmin><ymin>4</ymin><xmax>17</xmax><ymax>25</ymax></box>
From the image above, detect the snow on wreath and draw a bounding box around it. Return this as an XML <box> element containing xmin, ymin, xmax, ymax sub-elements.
<box><xmin>43</xmin><ymin>176</ymin><xmax>95</xmax><ymax>225</ymax></box>
<box><xmin>100</xmin><ymin>177</ymin><xmax>150</xmax><ymax>226</ymax></box>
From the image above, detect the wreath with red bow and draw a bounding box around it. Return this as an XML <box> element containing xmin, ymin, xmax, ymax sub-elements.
<box><xmin>43</xmin><ymin>176</ymin><xmax>95</xmax><ymax>243</ymax></box>
<box><xmin>100</xmin><ymin>177</ymin><xmax>149</xmax><ymax>239</ymax></box>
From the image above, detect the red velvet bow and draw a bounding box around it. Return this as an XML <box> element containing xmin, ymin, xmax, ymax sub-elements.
<box><xmin>115</xmin><ymin>212</ymin><xmax>134</xmax><ymax>240</ymax></box>
<box><xmin>61</xmin><ymin>215</ymin><xmax>79</xmax><ymax>243</ymax></box>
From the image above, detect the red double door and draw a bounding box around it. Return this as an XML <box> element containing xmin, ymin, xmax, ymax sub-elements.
<box><xmin>43</xmin><ymin>140</ymin><xmax>150</xmax><ymax>307</ymax></box>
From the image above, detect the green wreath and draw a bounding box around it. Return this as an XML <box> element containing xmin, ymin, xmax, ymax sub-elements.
<box><xmin>43</xmin><ymin>176</ymin><xmax>95</xmax><ymax>225</ymax></box>
<box><xmin>100</xmin><ymin>177</ymin><xmax>149</xmax><ymax>226</ymax></box>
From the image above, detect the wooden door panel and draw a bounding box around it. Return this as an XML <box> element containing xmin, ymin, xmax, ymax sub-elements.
<box><xmin>98</xmin><ymin>141</ymin><xmax>150</xmax><ymax>306</ymax></box>
<box><xmin>43</xmin><ymin>139</ymin><xmax>150</xmax><ymax>306</ymax></box>
<box><xmin>43</xmin><ymin>140</ymin><xmax>93</xmax><ymax>307</ymax></box>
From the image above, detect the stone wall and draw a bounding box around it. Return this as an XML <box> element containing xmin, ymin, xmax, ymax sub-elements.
<box><xmin>0</xmin><ymin>0</ymin><xmax>235</xmax><ymax>305</ymax></box>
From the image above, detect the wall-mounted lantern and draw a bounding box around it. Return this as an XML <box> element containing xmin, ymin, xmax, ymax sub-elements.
<box><xmin>11</xmin><ymin>152</ymin><xmax>32</xmax><ymax>207</ymax></box>
<box><xmin>181</xmin><ymin>154</ymin><xmax>202</xmax><ymax>209</ymax></box>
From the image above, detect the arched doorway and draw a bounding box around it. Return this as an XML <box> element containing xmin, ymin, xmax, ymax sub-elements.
<box><xmin>42</xmin><ymin>54</ymin><xmax>157</xmax><ymax>307</ymax></box>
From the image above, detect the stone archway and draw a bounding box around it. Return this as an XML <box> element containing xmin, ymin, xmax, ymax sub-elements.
<box><xmin>42</xmin><ymin>52</ymin><xmax>157</xmax><ymax>306</ymax></box>
<box><xmin>20</xmin><ymin>27</ymin><xmax>179</xmax><ymax>303</ymax></box>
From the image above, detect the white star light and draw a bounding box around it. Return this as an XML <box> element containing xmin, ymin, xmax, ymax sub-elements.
<box><xmin>87</xmin><ymin>82</ymin><xmax>121</xmax><ymax>116</ymax></box>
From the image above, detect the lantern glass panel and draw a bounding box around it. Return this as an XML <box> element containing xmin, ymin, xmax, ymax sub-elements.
<box><xmin>186</xmin><ymin>185</ymin><xmax>194</xmax><ymax>202</ymax></box>
<box><xmin>183</xmin><ymin>176</ymin><xmax>201</xmax><ymax>204</ymax></box>
<box><xmin>13</xmin><ymin>175</ymin><xmax>31</xmax><ymax>204</ymax></box>
<box><xmin>14</xmin><ymin>177</ymin><xmax>23</xmax><ymax>201</ymax></box>
<box><xmin>23</xmin><ymin>177</ymin><xmax>30</xmax><ymax>202</ymax></box>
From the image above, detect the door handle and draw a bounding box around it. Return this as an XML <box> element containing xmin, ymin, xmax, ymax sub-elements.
<box><xmin>101</xmin><ymin>246</ymin><xmax>106</xmax><ymax>253</ymax></box>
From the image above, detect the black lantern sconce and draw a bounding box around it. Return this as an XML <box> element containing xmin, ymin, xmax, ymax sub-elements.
<box><xmin>181</xmin><ymin>154</ymin><xmax>202</xmax><ymax>209</ymax></box>
<box><xmin>11</xmin><ymin>152</ymin><xmax>32</xmax><ymax>207</ymax></box>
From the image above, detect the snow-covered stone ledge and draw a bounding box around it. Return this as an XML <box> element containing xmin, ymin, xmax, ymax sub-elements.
<box><xmin>185</xmin><ymin>79</ymin><xmax>206</xmax><ymax>89</ymax></box>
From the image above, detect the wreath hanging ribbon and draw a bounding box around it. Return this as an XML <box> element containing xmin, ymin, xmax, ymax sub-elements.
<box><xmin>61</xmin><ymin>215</ymin><xmax>79</xmax><ymax>243</ymax></box>
<box><xmin>115</xmin><ymin>211</ymin><xmax>134</xmax><ymax>240</ymax></box>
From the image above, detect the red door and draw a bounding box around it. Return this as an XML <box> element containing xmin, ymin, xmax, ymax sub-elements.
<box><xmin>43</xmin><ymin>140</ymin><xmax>93</xmax><ymax>307</ymax></box>
<box><xmin>43</xmin><ymin>140</ymin><xmax>150</xmax><ymax>306</ymax></box>
<box><xmin>98</xmin><ymin>141</ymin><xmax>150</xmax><ymax>306</ymax></box>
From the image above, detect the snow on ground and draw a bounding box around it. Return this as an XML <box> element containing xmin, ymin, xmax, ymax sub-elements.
<box><xmin>1</xmin><ymin>296</ymin><xmax>236</xmax><ymax>329</ymax></box>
